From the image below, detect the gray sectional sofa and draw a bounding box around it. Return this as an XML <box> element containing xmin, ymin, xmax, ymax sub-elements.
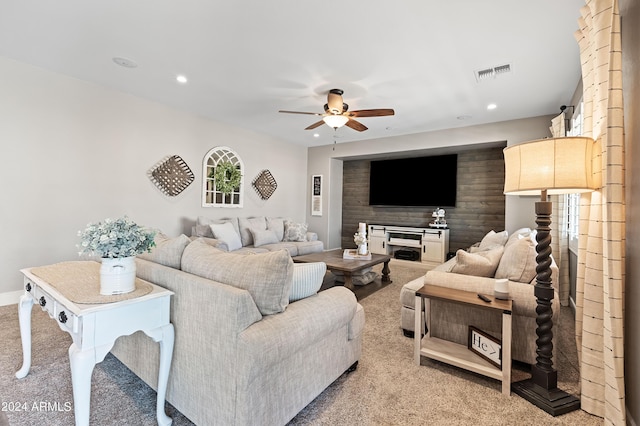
<box><xmin>191</xmin><ymin>215</ymin><xmax>324</xmax><ymax>256</ymax></box>
<box><xmin>111</xmin><ymin>235</ymin><xmax>364</xmax><ymax>426</ymax></box>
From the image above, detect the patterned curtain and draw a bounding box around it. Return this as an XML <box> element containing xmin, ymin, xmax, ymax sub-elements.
<box><xmin>549</xmin><ymin>112</ymin><xmax>571</xmax><ymax>306</ymax></box>
<box><xmin>574</xmin><ymin>0</ymin><xmax>626</xmax><ymax>422</ymax></box>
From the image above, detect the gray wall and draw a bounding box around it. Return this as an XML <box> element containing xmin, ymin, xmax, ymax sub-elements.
<box><xmin>0</xmin><ymin>56</ymin><xmax>308</xmax><ymax>301</ymax></box>
<box><xmin>620</xmin><ymin>0</ymin><xmax>639</xmax><ymax>423</ymax></box>
<box><xmin>341</xmin><ymin>146</ymin><xmax>506</xmax><ymax>251</ymax></box>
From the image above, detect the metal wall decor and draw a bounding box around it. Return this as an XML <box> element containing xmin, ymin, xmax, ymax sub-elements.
<box><xmin>148</xmin><ymin>155</ymin><xmax>195</xmax><ymax>196</ymax></box>
<box><xmin>252</xmin><ymin>169</ymin><xmax>278</xmax><ymax>200</ymax></box>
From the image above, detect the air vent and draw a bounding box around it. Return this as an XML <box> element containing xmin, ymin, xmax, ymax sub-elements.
<box><xmin>474</xmin><ymin>63</ymin><xmax>512</xmax><ymax>82</ymax></box>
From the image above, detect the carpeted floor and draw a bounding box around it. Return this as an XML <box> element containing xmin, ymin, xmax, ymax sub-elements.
<box><xmin>0</xmin><ymin>262</ymin><xmax>601</xmax><ymax>425</ymax></box>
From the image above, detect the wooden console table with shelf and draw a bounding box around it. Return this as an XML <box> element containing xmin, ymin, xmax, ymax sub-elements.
<box><xmin>414</xmin><ymin>284</ymin><xmax>512</xmax><ymax>395</ymax></box>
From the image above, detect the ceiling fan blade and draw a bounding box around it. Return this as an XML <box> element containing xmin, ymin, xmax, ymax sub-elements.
<box><xmin>345</xmin><ymin>119</ymin><xmax>368</xmax><ymax>132</ymax></box>
<box><xmin>348</xmin><ymin>109</ymin><xmax>395</xmax><ymax>118</ymax></box>
<box><xmin>305</xmin><ymin>120</ymin><xmax>325</xmax><ymax>130</ymax></box>
<box><xmin>279</xmin><ymin>110</ymin><xmax>324</xmax><ymax>116</ymax></box>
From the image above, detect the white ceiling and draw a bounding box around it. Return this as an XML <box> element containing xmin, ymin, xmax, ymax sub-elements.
<box><xmin>0</xmin><ymin>1</ymin><xmax>585</xmax><ymax>147</ymax></box>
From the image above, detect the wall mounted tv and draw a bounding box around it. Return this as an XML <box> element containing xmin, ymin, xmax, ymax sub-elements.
<box><xmin>368</xmin><ymin>154</ymin><xmax>457</xmax><ymax>207</ymax></box>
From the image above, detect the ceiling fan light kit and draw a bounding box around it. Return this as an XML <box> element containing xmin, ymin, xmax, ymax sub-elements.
<box><xmin>279</xmin><ymin>88</ymin><xmax>394</xmax><ymax>132</ymax></box>
<box><xmin>323</xmin><ymin>115</ymin><xmax>349</xmax><ymax>129</ymax></box>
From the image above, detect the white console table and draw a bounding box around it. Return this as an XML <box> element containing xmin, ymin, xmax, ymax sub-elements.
<box><xmin>368</xmin><ymin>224</ymin><xmax>449</xmax><ymax>268</ymax></box>
<box><xmin>16</xmin><ymin>263</ymin><xmax>175</xmax><ymax>426</ymax></box>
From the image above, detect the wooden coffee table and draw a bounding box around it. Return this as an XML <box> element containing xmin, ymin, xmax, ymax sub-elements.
<box><xmin>293</xmin><ymin>249</ymin><xmax>392</xmax><ymax>287</ymax></box>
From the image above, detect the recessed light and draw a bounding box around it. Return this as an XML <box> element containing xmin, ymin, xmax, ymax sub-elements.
<box><xmin>313</xmin><ymin>133</ymin><xmax>320</xmax><ymax>138</ymax></box>
<box><xmin>112</xmin><ymin>57</ymin><xmax>137</xmax><ymax>68</ymax></box>
<box><xmin>176</xmin><ymin>75</ymin><xmax>188</xmax><ymax>84</ymax></box>
<box><xmin>487</xmin><ymin>103</ymin><xmax>497</xmax><ymax>110</ymax></box>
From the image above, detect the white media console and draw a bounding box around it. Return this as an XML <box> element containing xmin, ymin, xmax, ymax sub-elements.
<box><xmin>368</xmin><ymin>224</ymin><xmax>450</xmax><ymax>268</ymax></box>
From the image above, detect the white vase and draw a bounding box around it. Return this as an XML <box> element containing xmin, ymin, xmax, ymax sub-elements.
<box><xmin>100</xmin><ymin>256</ymin><xmax>136</xmax><ymax>295</ymax></box>
<box><xmin>358</xmin><ymin>241</ymin><xmax>368</xmax><ymax>255</ymax></box>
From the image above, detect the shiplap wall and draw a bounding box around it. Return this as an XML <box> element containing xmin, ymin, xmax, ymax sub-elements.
<box><xmin>341</xmin><ymin>146</ymin><xmax>506</xmax><ymax>253</ymax></box>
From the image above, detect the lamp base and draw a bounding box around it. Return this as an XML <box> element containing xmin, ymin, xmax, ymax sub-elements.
<box><xmin>511</xmin><ymin>379</ymin><xmax>580</xmax><ymax>416</ymax></box>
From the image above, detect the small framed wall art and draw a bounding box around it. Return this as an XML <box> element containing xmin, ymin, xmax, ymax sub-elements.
<box><xmin>468</xmin><ymin>326</ymin><xmax>502</xmax><ymax>368</ymax></box>
<box><xmin>311</xmin><ymin>175</ymin><xmax>322</xmax><ymax>216</ymax></box>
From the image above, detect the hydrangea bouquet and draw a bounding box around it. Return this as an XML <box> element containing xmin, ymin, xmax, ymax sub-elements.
<box><xmin>78</xmin><ymin>216</ymin><xmax>156</xmax><ymax>258</ymax></box>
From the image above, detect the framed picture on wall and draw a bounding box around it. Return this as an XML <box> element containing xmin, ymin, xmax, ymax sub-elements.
<box><xmin>311</xmin><ymin>175</ymin><xmax>322</xmax><ymax>216</ymax></box>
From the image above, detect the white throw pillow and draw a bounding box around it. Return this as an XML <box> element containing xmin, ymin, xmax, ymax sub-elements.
<box><xmin>290</xmin><ymin>262</ymin><xmax>326</xmax><ymax>302</ymax></box>
<box><xmin>209</xmin><ymin>222</ymin><xmax>242</xmax><ymax>251</ymax></box>
<box><xmin>451</xmin><ymin>246</ymin><xmax>504</xmax><ymax>277</ymax></box>
<box><xmin>478</xmin><ymin>230</ymin><xmax>509</xmax><ymax>250</ymax></box>
<box><xmin>250</xmin><ymin>228</ymin><xmax>279</xmax><ymax>247</ymax></box>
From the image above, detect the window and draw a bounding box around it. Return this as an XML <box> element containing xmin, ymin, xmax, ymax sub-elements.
<box><xmin>202</xmin><ymin>146</ymin><xmax>244</xmax><ymax>208</ymax></box>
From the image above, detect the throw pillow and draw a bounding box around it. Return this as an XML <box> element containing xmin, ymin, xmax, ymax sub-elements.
<box><xmin>451</xmin><ymin>246</ymin><xmax>504</xmax><ymax>277</ymax></box>
<box><xmin>196</xmin><ymin>217</ymin><xmax>241</xmax><ymax>238</ymax></box>
<box><xmin>250</xmin><ymin>228</ymin><xmax>279</xmax><ymax>247</ymax></box>
<box><xmin>495</xmin><ymin>236</ymin><xmax>537</xmax><ymax>283</ymax></box>
<box><xmin>283</xmin><ymin>220</ymin><xmax>308</xmax><ymax>242</ymax></box>
<box><xmin>478</xmin><ymin>230</ymin><xmax>509</xmax><ymax>250</ymax></box>
<box><xmin>238</xmin><ymin>217</ymin><xmax>267</xmax><ymax>246</ymax></box>
<box><xmin>289</xmin><ymin>262</ymin><xmax>326</xmax><ymax>302</ymax></box>
<box><xmin>209</xmin><ymin>222</ymin><xmax>242</xmax><ymax>251</ymax></box>
<box><xmin>266</xmin><ymin>217</ymin><xmax>285</xmax><ymax>241</ymax></box>
<box><xmin>137</xmin><ymin>233</ymin><xmax>191</xmax><ymax>269</ymax></box>
<box><xmin>181</xmin><ymin>240</ymin><xmax>293</xmax><ymax>315</ymax></box>
<box><xmin>505</xmin><ymin>227</ymin><xmax>533</xmax><ymax>248</ymax></box>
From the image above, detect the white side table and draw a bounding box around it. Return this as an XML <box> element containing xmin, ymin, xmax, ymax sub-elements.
<box><xmin>16</xmin><ymin>265</ymin><xmax>175</xmax><ymax>426</ymax></box>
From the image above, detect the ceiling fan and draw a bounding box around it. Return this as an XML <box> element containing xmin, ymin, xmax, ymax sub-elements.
<box><xmin>279</xmin><ymin>88</ymin><xmax>395</xmax><ymax>132</ymax></box>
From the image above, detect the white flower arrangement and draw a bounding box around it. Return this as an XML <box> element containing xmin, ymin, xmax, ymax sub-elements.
<box><xmin>353</xmin><ymin>232</ymin><xmax>367</xmax><ymax>246</ymax></box>
<box><xmin>78</xmin><ymin>216</ymin><xmax>156</xmax><ymax>259</ymax></box>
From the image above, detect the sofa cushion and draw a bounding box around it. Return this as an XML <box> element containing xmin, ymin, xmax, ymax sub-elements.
<box><xmin>250</xmin><ymin>228</ymin><xmax>280</xmax><ymax>247</ymax></box>
<box><xmin>197</xmin><ymin>216</ymin><xmax>240</xmax><ymax>237</ymax></box>
<box><xmin>209</xmin><ymin>222</ymin><xmax>242</xmax><ymax>251</ymax></box>
<box><xmin>181</xmin><ymin>239</ymin><xmax>293</xmax><ymax>315</ymax></box>
<box><xmin>289</xmin><ymin>262</ymin><xmax>326</xmax><ymax>302</ymax></box>
<box><xmin>266</xmin><ymin>217</ymin><xmax>285</xmax><ymax>241</ymax></box>
<box><xmin>505</xmin><ymin>228</ymin><xmax>535</xmax><ymax>248</ymax></box>
<box><xmin>478</xmin><ymin>230</ymin><xmax>509</xmax><ymax>250</ymax></box>
<box><xmin>137</xmin><ymin>233</ymin><xmax>191</xmax><ymax>269</ymax></box>
<box><xmin>451</xmin><ymin>246</ymin><xmax>504</xmax><ymax>277</ymax></box>
<box><xmin>284</xmin><ymin>220</ymin><xmax>308</xmax><ymax>242</ymax></box>
<box><xmin>495</xmin><ymin>235</ymin><xmax>537</xmax><ymax>283</ymax></box>
<box><xmin>238</xmin><ymin>217</ymin><xmax>267</xmax><ymax>246</ymax></box>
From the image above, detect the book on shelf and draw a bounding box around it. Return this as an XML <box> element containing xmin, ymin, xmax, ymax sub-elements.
<box><xmin>343</xmin><ymin>249</ymin><xmax>372</xmax><ymax>260</ymax></box>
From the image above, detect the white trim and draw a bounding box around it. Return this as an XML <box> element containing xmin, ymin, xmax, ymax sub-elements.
<box><xmin>0</xmin><ymin>290</ymin><xmax>23</xmax><ymax>306</ymax></box>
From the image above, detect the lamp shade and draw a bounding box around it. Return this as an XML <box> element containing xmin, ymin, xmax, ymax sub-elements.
<box><xmin>322</xmin><ymin>115</ymin><xmax>349</xmax><ymax>129</ymax></box>
<box><xmin>503</xmin><ymin>136</ymin><xmax>596</xmax><ymax>195</ymax></box>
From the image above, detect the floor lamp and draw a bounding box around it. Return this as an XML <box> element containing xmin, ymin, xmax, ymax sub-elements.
<box><xmin>503</xmin><ymin>136</ymin><xmax>596</xmax><ymax>416</ymax></box>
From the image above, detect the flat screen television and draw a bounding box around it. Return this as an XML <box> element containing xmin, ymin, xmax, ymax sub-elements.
<box><xmin>368</xmin><ymin>154</ymin><xmax>457</xmax><ymax>207</ymax></box>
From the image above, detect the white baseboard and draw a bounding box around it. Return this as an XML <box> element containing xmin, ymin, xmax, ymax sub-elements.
<box><xmin>0</xmin><ymin>290</ymin><xmax>22</xmax><ymax>306</ymax></box>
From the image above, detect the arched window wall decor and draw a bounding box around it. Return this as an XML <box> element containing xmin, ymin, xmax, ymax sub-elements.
<box><xmin>202</xmin><ymin>146</ymin><xmax>244</xmax><ymax>208</ymax></box>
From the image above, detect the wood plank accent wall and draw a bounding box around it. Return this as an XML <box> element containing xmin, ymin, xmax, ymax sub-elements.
<box><xmin>341</xmin><ymin>146</ymin><xmax>506</xmax><ymax>253</ymax></box>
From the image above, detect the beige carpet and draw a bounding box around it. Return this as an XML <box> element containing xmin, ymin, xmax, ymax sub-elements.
<box><xmin>0</xmin><ymin>262</ymin><xmax>601</xmax><ymax>425</ymax></box>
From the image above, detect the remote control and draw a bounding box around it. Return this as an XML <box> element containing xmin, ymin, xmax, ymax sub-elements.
<box><xmin>477</xmin><ymin>294</ymin><xmax>491</xmax><ymax>303</ymax></box>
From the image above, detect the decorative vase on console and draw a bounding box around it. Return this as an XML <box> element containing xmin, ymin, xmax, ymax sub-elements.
<box><xmin>354</xmin><ymin>222</ymin><xmax>368</xmax><ymax>255</ymax></box>
<box><xmin>78</xmin><ymin>216</ymin><xmax>156</xmax><ymax>295</ymax></box>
